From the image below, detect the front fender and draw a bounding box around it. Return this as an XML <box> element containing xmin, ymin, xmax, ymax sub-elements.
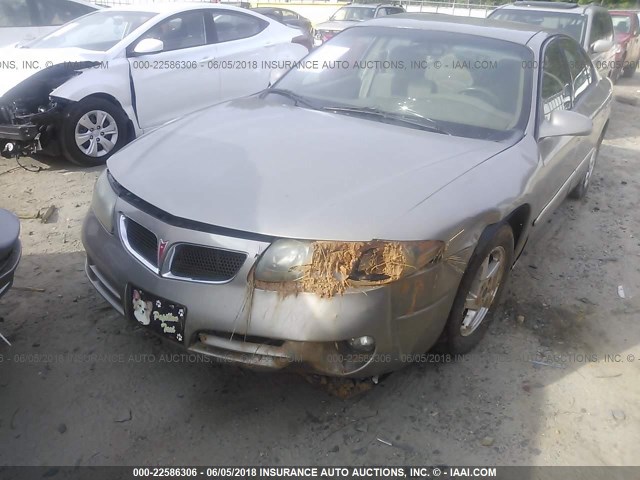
<box><xmin>51</xmin><ymin>61</ymin><xmax>139</xmax><ymax>136</ymax></box>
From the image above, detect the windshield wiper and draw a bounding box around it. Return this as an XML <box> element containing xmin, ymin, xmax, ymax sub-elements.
<box><xmin>263</xmin><ymin>88</ymin><xmax>319</xmax><ymax>109</ymax></box>
<box><xmin>324</xmin><ymin>106</ymin><xmax>452</xmax><ymax>135</ymax></box>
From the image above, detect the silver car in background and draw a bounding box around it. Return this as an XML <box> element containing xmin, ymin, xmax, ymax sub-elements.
<box><xmin>82</xmin><ymin>15</ymin><xmax>611</xmax><ymax>377</ymax></box>
<box><xmin>314</xmin><ymin>3</ymin><xmax>405</xmax><ymax>45</ymax></box>
<box><xmin>489</xmin><ymin>1</ymin><xmax>618</xmax><ymax>81</ymax></box>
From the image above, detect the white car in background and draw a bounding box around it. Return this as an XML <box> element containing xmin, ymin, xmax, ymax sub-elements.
<box><xmin>0</xmin><ymin>0</ymin><xmax>100</xmax><ymax>47</ymax></box>
<box><xmin>0</xmin><ymin>3</ymin><xmax>309</xmax><ymax>166</ymax></box>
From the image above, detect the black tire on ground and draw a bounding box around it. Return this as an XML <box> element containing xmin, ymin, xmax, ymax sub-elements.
<box><xmin>441</xmin><ymin>223</ymin><xmax>514</xmax><ymax>354</ymax></box>
<box><xmin>569</xmin><ymin>132</ymin><xmax>604</xmax><ymax>200</ymax></box>
<box><xmin>622</xmin><ymin>61</ymin><xmax>636</xmax><ymax>78</ymax></box>
<box><xmin>59</xmin><ymin>97</ymin><xmax>129</xmax><ymax>167</ymax></box>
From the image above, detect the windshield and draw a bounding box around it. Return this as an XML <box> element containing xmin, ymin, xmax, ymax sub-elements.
<box><xmin>490</xmin><ymin>10</ymin><xmax>586</xmax><ymax>43</ymax></box>
<box><xmin>331</xmin><ymin>7</ymin><xmax>376</xmax><ymax>22</ymax></box>
<box><xmin>273</xmin><ymin>27</ymin><xmax>533</xmax><ymax>141</ymax></box>
<box><xmin>29</xmin><ymin>11</ymin><xmax>156</xmax><ymax>51</ymax></box>
<box><xmin>611</xmin><ymin>15</ymin><xmax>632</xmax><ymax>34</ymax></box>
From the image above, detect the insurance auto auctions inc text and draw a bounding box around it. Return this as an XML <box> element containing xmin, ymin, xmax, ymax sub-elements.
<box><xmin>254</xmin><ymin>467</ymin><xmax>497</xmax><ymax>477</ymax></box>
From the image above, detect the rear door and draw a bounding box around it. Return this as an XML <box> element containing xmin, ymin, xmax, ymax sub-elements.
<box><xmin>560</xmin><ymin>38</ymin><xmax>601</xmax><ymax>164</ymax></box>
<box><xmin>207</xmin><ymin>9</ymin><xmax>272</xmax><ymax>102</ymax></box>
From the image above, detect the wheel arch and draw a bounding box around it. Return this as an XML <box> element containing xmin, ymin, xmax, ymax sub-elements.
<box><xmin>601</xmin><ymin>119</ymin><xmax>609</xmax><ymax>140</ymax></box>
<box><xmin>503</xmin><ymin>203</ymin><xmax>532</xmax><ymax>259</ymax></box>
<box><xmin>76</xmin><ymin>93</ymin><xmax>136</xmax><ymax>142</ymax></box>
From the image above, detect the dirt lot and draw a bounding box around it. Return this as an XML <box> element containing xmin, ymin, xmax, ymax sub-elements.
<box><xmin>1</xmin><ymin>77</ymin><xmax>639</xmax><ymax>469</ymax></box>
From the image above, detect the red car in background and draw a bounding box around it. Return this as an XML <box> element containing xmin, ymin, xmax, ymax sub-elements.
<box><xmin>610</xmin><ymin>10</ymin><xmax>640</xmax><ymax>78</ymax></box>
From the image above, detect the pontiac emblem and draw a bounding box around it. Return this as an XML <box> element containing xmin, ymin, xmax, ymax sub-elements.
<box><xmin>158</xmin><ymin>239</ymin><xmax>169</xmax><ymax>265</ymax></box>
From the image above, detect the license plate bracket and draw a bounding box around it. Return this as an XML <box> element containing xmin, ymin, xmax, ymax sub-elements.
<box><xmin>129</xmin><ymin>286</ymin><xmax>186</xmax><ymax>343</ymax></box>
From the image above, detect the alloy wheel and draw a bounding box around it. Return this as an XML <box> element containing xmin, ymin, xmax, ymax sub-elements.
<box><xmin>460</xmin><ymin>246</ymin><xmax>506</xmax><ymax>337</ymax></box>
<box><xmin>583</xmin><ymin>149</ymin><xmax>597</xmax><ymax>190</ymax></box>
<box><xmin>75</xmin><ymin>110</ymin><xmax>119</xmax><ymax>158</ymax></box>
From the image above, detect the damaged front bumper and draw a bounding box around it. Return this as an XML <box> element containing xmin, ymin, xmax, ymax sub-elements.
<box><xmin>0</xmin><ymin>102</ymin><xmax>64</xmax><ymax>158</ymax></box>
<box><xmin>81</xmin><ymin>199</ymin><xmax>463</xmax><ymax>377</ymax></box>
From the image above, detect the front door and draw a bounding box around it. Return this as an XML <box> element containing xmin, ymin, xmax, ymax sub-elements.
<box><xmin>128</xmin><ymin>10</ymin><xmax>221</xmax><ymax>130</ymax></box>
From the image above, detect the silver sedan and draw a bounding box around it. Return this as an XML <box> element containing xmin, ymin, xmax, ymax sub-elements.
<box><xmin>82</xmin><ymin>14</ymin><xmax>612</xmax><ymax>377</ymax></box>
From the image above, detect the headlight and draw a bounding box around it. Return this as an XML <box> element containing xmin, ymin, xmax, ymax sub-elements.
<box><xmin>254</xmin><ymin>239</ymin><xmax>313</xmax><ymax>282</ymax></box>
<box><xmin>254</xmin><ymin>239</ymin><xmax>444</xmax><ymax>297</ymax></box>
<box><xmin>91</xmin><ymin>170</ymin><xmax>117</xmax><ymax>233</ymax></box>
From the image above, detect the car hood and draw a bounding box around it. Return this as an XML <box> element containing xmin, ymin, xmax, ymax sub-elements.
<box><xmin>0</xmin><ymin>48</ymin><xmax>107</xmax><ymax>98</ymax></box>
<box><xmin>315</xmin><ymin>20</ymin><xmax>356</xmax><ymax>32</ymax></box>
<box><xmin>108</xmin><ymin>97</ymin><xmax>508</xmax><ymax>241</ymax></box>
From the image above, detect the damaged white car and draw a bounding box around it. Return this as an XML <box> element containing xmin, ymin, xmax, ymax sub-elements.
<box><xmin>0</xmin><ymin>4</ymin><xmax>309</xmax><ymax>166</ymax></box>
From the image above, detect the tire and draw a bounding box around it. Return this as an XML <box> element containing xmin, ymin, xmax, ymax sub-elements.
<box><xmin>59</xmin><ymin>97</ymin><xmax>129</xmax><ymax>167</ymax></box>
<box><xmin>441</xmin><ymin>223</ymin><xmax>514</xmax><ymax>354</ymax></box>
<box><xmin>622</xmin><ymin>61</ymin><xmax>636</xmax><ymax>78</ymax></box>
<box><xmin>569</xmin><ymin>132</ymin><xmax>603</xmax><ymax>200</ymax></box>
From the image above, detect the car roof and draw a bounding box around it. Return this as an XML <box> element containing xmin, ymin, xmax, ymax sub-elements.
<box><xmin>609</xmin><ymin>10</ymin><xmax>637</xmax><ymax>15</ymax></box>
<box><xmin>361</xmin><ymin>13</ymin><xmax>549</xmax><ymax>44</ymax></box>
<box><xmin>96</xmin><ymin>2</ymin><xmax>246</xmax><ymax>15</ymax></box>
<box><xmin>70</xmin><ymin>0</ymin><xmax>103</xmax><ymax>8</ymax></box>
<box><xmin>343</xmin><ymin>3</ymin><xmax>401</xmax><ymax>8</ymax></box>
<box><xmin>495</xmin><ymin>1</ymin><xmax>605</xmax><ymax>15</ymax></box>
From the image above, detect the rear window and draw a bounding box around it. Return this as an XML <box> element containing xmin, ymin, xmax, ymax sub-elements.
<box><xmin>210</xmin><ymin>11</ymin><xmax>267</xmax><ymax>43</ymax></box>
<box><xmin>32</xmin><ymin>0</ymin><xmax>96</xmax><ymax>27</ymax></box>
<box><xmin>490</xmin><ymin>10</ymin><xmax>586</xmax><ymax>43</ymax></box>
<box><xmin>611</xmin><ymin>15</ymin><xmax>632</xmax><ymax>34</ymax></box>
<box><xmin>0</xmin><ymin>0</ymin><xmax>33</xmax><ymax>28</ymax></box>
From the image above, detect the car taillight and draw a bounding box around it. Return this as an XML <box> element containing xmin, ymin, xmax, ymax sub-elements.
<box><xmin>292</xmin><ymin>35</ymin><xmax>312</xmax><ymax>52</ymax></box>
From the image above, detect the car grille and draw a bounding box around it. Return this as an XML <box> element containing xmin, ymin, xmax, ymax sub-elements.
<box><xmin>124</xmin><ymin>218</ymin><xmax>158</xmax><ymax>268</ymax></box>
<box><xmin>170</xmin><ymin>244</ymin><xmax>246</xmax><ymax>282</ymax></box>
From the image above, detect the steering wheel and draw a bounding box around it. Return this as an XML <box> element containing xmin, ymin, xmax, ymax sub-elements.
<box><xmin>459</xmin><ymin>87</ymin><xmax>499</xmax><ymax>106</ymax></box>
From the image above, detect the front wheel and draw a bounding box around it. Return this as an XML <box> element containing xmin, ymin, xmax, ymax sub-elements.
<box><xmin>60</xmin><ymin>97</ymin><xmax>129</xmax><ymax>167</ymax></box>
<box><xmin>622</xmin><ymin>60</ymin><xmax>636</xmax><ymax>78</ymax></box>
<box><xmin>442</xmin><ymin>224</ymin><xmax>514</xmax><ymax>354</ymax></box>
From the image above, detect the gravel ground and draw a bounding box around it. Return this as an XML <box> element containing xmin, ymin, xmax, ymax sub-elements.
<box><xmin>0</xmin><ymin>77</ymin><xmax>639</xmax><ymax>468</ymax></box>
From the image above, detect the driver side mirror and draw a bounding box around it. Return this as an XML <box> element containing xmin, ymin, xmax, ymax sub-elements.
<box><xmin>539</xmin><ymin>110</ymin><xmax>593</xmax><ymax>139</ymax></box>
<box><xmin>133</xmin><ymin>38</ymin><xmax>164</xmax><ymax>56</ymax></box>
<box><xmin>591</xmin><ymin>39</ymin><xmax>613</xmax><ymax>53</ymax></box>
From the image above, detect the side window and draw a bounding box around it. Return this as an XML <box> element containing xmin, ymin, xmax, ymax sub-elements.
<box><xmin>541</xmin><ymin>40</ymin><xmax>573</xmax><ymax>120</ymax></box>
<box><xmin>589</xmin><ymin>13</ymin><xmax>602</xmax><ymax>45</ymax></box>
<box><xmin>388</xmin><ymin>7</ymin><xmax>404</xmax><ymax>15</ymax></box>
<box><xmin>561</xmin><ymin>38</ymin><xmax>593</xmax><ymax>103</ymax></box>
<box><xmin>210</xmin><ymin>11</ymin><xmax>267</xmax><ymax>43</ymax></box>
<box><xmin>144</xmin><ymin>11</ymin><xmax>206</xmax><ymax>51</ymax></box>
<box><xmin>0</xmin><ymin>0</ymin><xmax>33</xmax><ymax>28</ymax></box>
<box><xmin>590</xmin><ymin>12</ymin><xmax>613</xmax><ymax>45</ymax></box>
<box><xmin>376</xmin><ymin>8</ymin><xmax>388</xmax><ymax>17</ymax></box>
<box><xmin>602</xmin><ymin>13</ymin><xmax>613</xmax><ymax>41</ymax></box>
<box><xmin>33</xmin><ymin>0</ymin><xmax>94</xmax><ymax>27</ymax></box>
